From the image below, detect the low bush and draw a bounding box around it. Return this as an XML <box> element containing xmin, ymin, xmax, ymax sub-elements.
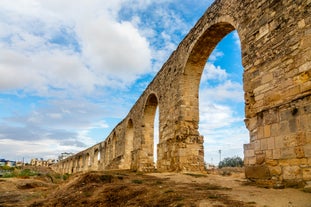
<box><xmin>218</xmin><ymin>156</ymin><xmax>243</xmax><ymax>168</ymax></box>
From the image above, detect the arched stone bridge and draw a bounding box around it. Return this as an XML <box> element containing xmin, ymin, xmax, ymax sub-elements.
<box><xmin>52</xmin><ymin>0</ymin><xmax>311</xmax><ymax>185</ymax></box>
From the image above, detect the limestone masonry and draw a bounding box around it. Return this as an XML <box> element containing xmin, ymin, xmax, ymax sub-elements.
<box><xmin>52</xmin><ymin>0</ymin><xmax>311</xmax><ymax>186</ymax></box>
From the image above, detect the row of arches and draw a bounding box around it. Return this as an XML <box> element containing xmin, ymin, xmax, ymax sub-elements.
<box><xmin>52</xmin><ymin>25</ymin><xmax>243</xmax><ymax>174</ymax></box>
<box><xmin>55</xmin><ymin>92</ymin><xmax>161</xmax><ymax>174</ymax></box>
<box><xmin>52</xmin><ymin>23</ymin><xmax>243</xmax><ymax>173</ymax></box>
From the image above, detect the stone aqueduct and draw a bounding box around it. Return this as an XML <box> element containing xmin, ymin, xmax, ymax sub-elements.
<box><xmin>52</xmin><ymin>0</ymin><xmax>311</xmax><ymax>185</ymax></box>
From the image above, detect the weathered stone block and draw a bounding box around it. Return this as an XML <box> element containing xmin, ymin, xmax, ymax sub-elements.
<box><xmin>283</xmin><ymin>166</ymin><xmax>302</xmax><ymax>180</ymax></box>
<box><xmin>264</xmin><ymin>125</ymin><xmax>271</xmax><ymax>138</ymax></box>
<box><xmin>302</xmin><ymin>168</ymin><xmax>311</xmax><ymax>180</ymax></box>
<box><xmin>254</xmin><ymin>140</ymin><xmax>261</xmax><ymax>150</ymax></box>
<box><xmin>273</xmin><ymin>149</ymin><xmax>281</xmax><ymax>159</ymax></box>
<box><xmin>269</xmin><ymin>166</ymin><xmax>282</xmax><ymax>176</ymax></box>
<box><xmin>245</xmin><ymin>149</ymin><xmax>255</xmax><ymax>157</ymax></box>
<box><xmin>270</xmin><ymin>123</ymin><xmax>279</xmax><ymax>136</ymax></box>
<box><xmin>274</xmin><ymin>136</ymin><xmax>284</xmax><ymax>149</ymax></box>
<box><xmin>298</xmin><ymin>19</ymin><xmax>306</xmax><ymax>28</ymax></box>
<box><xmin>279</xmin><ymin>121</ymin><xmax>290</xmax><ymax>135</ymax></box>
<box><xmin>245</xmin><ymin>165</ymin><xmax>270</xmax><ymax>179</ymax></box>
<box><xmin>283</xmin><ymin>134</ymin><xmax>297</xmax><ymax>148</ymax></box>
<box><xmin>258</xmin><ymin>126</ymin><xmax>264</xmax><ymax>139</ymax></box>
<box><xmin>280</xmin><ymin>110</ymin><xmax>292</xmax><ymax>121</ymax></box>
<box><xmin>244</xmin><ymin>143</ymin><xmax>254</xmax><ymax>150</ymax></box>
<box><xmin>266</xmin><ymin>149</ymin><xmax>273</xmax><ymax>159</ymax></box>
<box><xmin>300</xmin><ymin>115</ymin><xmax>309</xmax><ymax>131</ymax></box>
<box><xmin>263</xmin><ymin>92</ymin><xmax>281</xmax><ymax>106</ymax></box>
<box><xmin>304</xmin><ymin>143</ymin><xmax>311</xmax><ymax>157</ymax></box>
<box><xmin>260</xmin><ymin>139</ymin><xmax>268</xmax><ymax>150</ymax></box>
<box><xmin>267</xmin><ymin>137</ymin><xmax>275</xmax><ymax>149</ymax></box>
<box><xmin>307</xmin><ymin>132</ymin><xmax>311</xmax><ymax>144</ymax></box>
<box><xmin>262</xmin><ymin>73</ymin><xmax>273</xmax><ymax>84</ymax></box>
<box><xmin>301</xmin><ymin>80</ymin><xmax>311</xmax><ymax>93</ymax></box>
<box><xmin>281</xmin><ymin>147</ymin><xmax>296</xmax><ymax>159</ymax></box>
<box><xmin>279</xmin><ymin>158</ymin><xmax>308</xmax><ymax>166</ymax></box>
<box><xmin>256</xmin><ymin>154</ymin><xmax>266</xmax><ymax>165</ymax></box>
<box><xmin>295</xmin><ymin>146</ymin><xmax>305</xmax><ymax>158</ymax></box>
<box><xmin>266</xmin><ymin>159</ymin><xmax>278</xmax><ymax>166</ymax></box>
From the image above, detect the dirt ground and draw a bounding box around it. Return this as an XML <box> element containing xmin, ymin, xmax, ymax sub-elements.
<box><xmin>0</xmin><ymin>167</ymin><xmax>310</xmax><ymax>207</ymax></box>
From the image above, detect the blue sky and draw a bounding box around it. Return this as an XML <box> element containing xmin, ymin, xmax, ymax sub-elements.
<box><xmin>0</xmin><ymin>0</ymin><xmax>248</xmax><ymax>165</ymax></box>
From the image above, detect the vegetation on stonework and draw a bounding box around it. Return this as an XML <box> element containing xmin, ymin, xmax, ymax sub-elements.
<box><xmin>218</xmin><ymin>156</ymin><xmax>244</xmax><ymax>168</ymax></box>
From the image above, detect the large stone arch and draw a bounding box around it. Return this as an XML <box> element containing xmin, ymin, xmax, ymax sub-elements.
<box><xmin>51</xmin><ymin>0</ymin><xmax>311</xmax><ymax>186</ymax></box>
<box><xmin>183</xmin><ymin>20</ymin><xmax>238</xmax><ymax>123</ymax></box>
<box><xmin>141</xmin><ymin>93</ymin><xmax>159</xmax><ymax>170</ymax></box>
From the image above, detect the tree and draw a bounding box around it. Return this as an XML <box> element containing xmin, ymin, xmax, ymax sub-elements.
<box><xmin>218</xmin><ymin>156</ymin><xmax>243</xmax><ymax>168</ymax></box>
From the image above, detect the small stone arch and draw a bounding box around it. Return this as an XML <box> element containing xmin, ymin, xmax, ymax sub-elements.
<box><xmin>112</xmin><ymin>132</ymin><xmax>117</xmax><ymax>161</ymax></box>
<box><xmin>85</xmin><ymin>153</ymin><xmax>91</xmax><ymax>170</ymax></box>
<box><xmin>103</xmin><ymin>141</ymin><xmax>109</xmax><ymax>167</ymax></box>
<box><xmin>124</xmin><ymin>118</ymin><xmax>134</xmax><ymax>169</ymax></box>
<box><xmin>78</xmin><ymin>155</ymin><xmax>83</xmax><ymax>171</ymax></box>
<box><xmin>93</xmin><ymin>148</ymin><xmax>100</xmax><ymax>170</ymax></box>
<box><xmin>142</xmin><ymin>93</ymin><xmax>159</xmax><ymax>170</ymax></box>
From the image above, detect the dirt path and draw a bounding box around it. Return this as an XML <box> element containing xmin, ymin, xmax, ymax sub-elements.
<box><xmin>149</xmin><ymin>172</ymin><xmax>311</xmax><ymax>207</ymax></box>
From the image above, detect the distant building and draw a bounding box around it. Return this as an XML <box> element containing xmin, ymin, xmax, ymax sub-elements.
<box><xmin>205</xmin><ymin>163</ymin><xmax>216</xmax><ymax>170</ymax></box>
<box><xmin>0</xmin><ymin>159</ymin><xmax>5</xmax><ymax>167</ymax></box>
<box><xmin>30</xmin><ymin>158</ymin><xmax>56</xmax><ymax>167</ymax></box>
<box><xmin>16</xmin><ymin>161</ymin><xmax>24</xmax><ymax>167</ymax></box>
<box><xmin>0</xmin><ymin>159</ymin><xmax>16</xmax><ymax>167</ymax></box>
<box><xmin>58</xmin><ymin>152</ymin><xmax>74</xmax><ymax>161</ymax></box>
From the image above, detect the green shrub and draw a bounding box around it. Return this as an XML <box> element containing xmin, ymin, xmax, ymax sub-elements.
<box><xmin>218</xmin><ymin>156</ymin><xmax>243</xmax><ymax>168</ymax></box>
<box><xmin>0</xmin><ymin>166</ymin><xmax>15</xmax><ymax>171</ymax></box>
<box><xmin>62</xmin><ymin>173</ymin><xmax>70</xmax><ymax>181</ymax></box>
<box><xmin>1</xmin><ymin>168</ymin><xmax>40</xmax><ymax>178</ymax></box>
<box><xmin>2</xmin><ymin>172</ymin><xmax>15</xmax><ymax>178</ymax></box>
<box><xmin>19</xmin><ymin>169</ymin><xmax>38</xmax><ymax>177</ymax></box>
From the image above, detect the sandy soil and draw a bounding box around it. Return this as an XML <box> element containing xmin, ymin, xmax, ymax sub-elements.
<box><xmin>151</xmin><ymin>172</ymin><xmax>311</xmax><ymax>207</ymax></box>
<box><xmin>0</xmin><ymin>168</ymin><xmax>310</xmax><ymax>207</ymax></box>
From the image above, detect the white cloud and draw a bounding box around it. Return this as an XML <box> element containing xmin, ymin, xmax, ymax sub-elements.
<box><xmin>201</xmin><ymin>62</ymin><xmax>228</xmax><ymax>82</ymax></box>
<box><xmin>232</xmin><ymin>30</ymin><xmax>241</xmax><ymax>49</ymax></box>
<box><xmin>199</xmin><ymin>101</ymin><xmax>248</xmax><ymax>163</ymax></box>
<box><xmin>79</xmin><ymin>16</ymin><xmax>151</xmax><ymax>82</ymax></box>
<box><xmin>208</xmin><ymin>50</ymin><xmax>224</xmax><ymax>62</ymax></box>
<box><xmin>200</xmin><ymin>80</ymin><xmax>244</xmax><ymax>103</ymax></box>
<box><xmin>0</xmin><ymin>0</ymin><xmax>152</xmax><ymax>95</ymax></box>
<box><xmin>199</xmin><ymin>103</ymin><xmax>239</xmax><ymax>130</ymax></box>
<box><xmin>0</xmin><ymin>138</ymin><xmax>85</xmax><ymax>162</ymax></box>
